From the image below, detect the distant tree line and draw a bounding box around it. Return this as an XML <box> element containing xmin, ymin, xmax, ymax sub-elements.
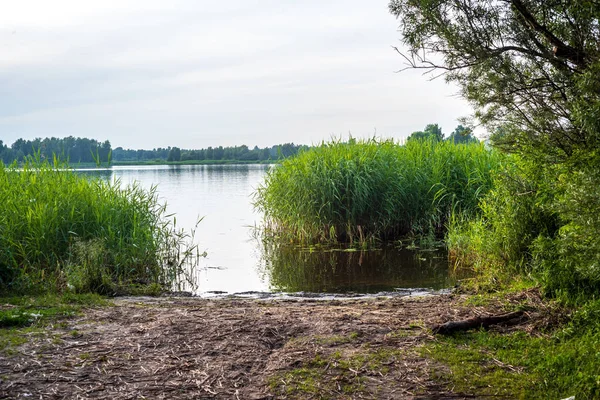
<box><xmin>113</xmin><ymin>143</ymin><xmax>308</xmax><ymax>162</ymax></box>
<box><xmin>0</xmin><ymin>137</ymin><xmax>111</xmax><ymax>164</ymax></box>
<box><xmin>0</xmin><ymin>137</ymin><xmax>309</xmax><ymax>164</ymax></box>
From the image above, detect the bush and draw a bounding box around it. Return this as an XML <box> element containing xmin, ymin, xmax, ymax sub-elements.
<box><xmin>448</xmin><ymin>153</ymin><xmax>600</xmax><ymax>298</ymax></box>
<box><xmin>534</xmin><ymin>157</ymin><xmax>600</xmax><ymax>297</ymax></box>
<box><xmin>447</xmin><ymin>157</ymin><xmax>558</xmax><ymax>270</ymax></box>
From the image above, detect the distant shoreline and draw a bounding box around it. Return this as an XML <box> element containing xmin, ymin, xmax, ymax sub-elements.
<box><xmin>65</xmin><ymin>159</ymin><xmax>279</xmax><ymax>168</ymax></box>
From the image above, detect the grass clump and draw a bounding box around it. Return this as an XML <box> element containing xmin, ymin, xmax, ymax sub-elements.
<box><xmin>254</xmin><ymin>138</ymin><xmax>499</xmax><ymax>246</ymax></box>
<box><xmin>0</xmin><ymin>293</ymin><xmax>108</xmax><ymax>328</ymax></box>
<box><xmin>0</xmin><ymin>159</ymin><xmax>199</xmax><ymax>295</ymax></box>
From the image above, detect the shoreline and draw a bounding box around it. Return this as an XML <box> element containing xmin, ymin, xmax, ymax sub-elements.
<box><xmin>170</xmin><ymin>287</ymin><xmax>452</xmax><ymax>300</ymax></box>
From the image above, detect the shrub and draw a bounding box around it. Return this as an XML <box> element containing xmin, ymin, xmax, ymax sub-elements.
<box><xmin>448</xmin><ymin>153</ymin><xmax>600</xmax><ymax>298</ymax></box>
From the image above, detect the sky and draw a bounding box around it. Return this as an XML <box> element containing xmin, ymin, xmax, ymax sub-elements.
<box><xmin>0</xmin><ymin>0</ymin><xmax>474</xmax><ymax>149</ymax></box>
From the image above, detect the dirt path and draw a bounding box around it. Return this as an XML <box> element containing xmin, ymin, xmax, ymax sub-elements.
<box><xmin>0</xmin><ymin>294</ymin><xmax>528</xmax><ymax>399</ymax></box>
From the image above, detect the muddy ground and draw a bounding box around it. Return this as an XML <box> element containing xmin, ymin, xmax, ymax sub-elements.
<box><xmin>0</xmin><ymin>292</ymin><xmax>546</xmax><ymax>399</ymax></box>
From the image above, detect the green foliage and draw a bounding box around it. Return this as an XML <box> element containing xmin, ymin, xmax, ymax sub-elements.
<box><xmin>532</xmin><ymin>156</ymin><xmax>600</xmax><ymax>298</ymax></box>
<box><xmin>254</xmin><ymin>138</ymin><xmax>499</xmax><ymax>245</ymax></box>
<box><xmin>448</xmin><ymin>153</ymin><xmax>600</xmax><ymax>298</ymax></box>
<box><xmin>390</xmin><ymin>0</ymin><xmax>600</xmax><ymax>160</ymax></box>
<box><xmin>1</xmin><ymin>137</ymin><xmax>309</xmax><ymax>165</ymax></box>
<box><xmin>64</xmin><ymin>239</ymin><xmax>117</xmax><ymax>295</ymax></box>
<box><xmin>391</xmin><ymin>0</ymin><xmax>600</xmax><ymax>300</ymax></box>
<box><xmin>447</xmin><ymin>125</ymin><xmax>478</xmax><ymax>144</ymax></box>
<box><xmin>447</xmin><ymin>157</ymin><xmax>557</xmax><ymax>271</ymax></box>
<box><xmin>167</xmin><ymin>147</ymin><xmax>181</xmax><ymax>162</ymax></box>
<box><xmin>113</xmin><ymin>142</ymin><xmax>308</xmax><ymax>163</ymax></box>
<box><xmin>389</xmin><ymin>3</ymin><xmax>600</xmax><ymax>395</ymax></box>
<box><xmin>2</xmin><ymin>136</ymin><xmax>111</xmax><ymax>164</ymax></box>
<box><xmin>407</xmin><ymin>123</ymin><xmax>444</xmax><ymax>142</ymax></box>
<box><xmin>0</xmin><ymin>159</ymin><xmax>198</xmax><ymax>295</ymax></box>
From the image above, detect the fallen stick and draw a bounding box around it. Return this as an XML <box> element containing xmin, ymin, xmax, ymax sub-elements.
<box><xmin>432</xmin><ymin>311</ymin><xmax>525</xmax><ymax>335</ymax></box>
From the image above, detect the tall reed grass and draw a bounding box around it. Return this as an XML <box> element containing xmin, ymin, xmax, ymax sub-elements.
<box><xmin>254</xmin><ymin>138</ymin><xmax>500</xmax><ymax>245</ymax></box>
<box><xmin>0</xmin><ymin>159</ymin><xmax>199</xmax><ymax>294</ymax></box>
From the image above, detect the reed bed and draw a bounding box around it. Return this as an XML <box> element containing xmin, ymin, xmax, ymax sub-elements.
<box><xmin>254</xmin><ymin>139</ymin><xmax>500</xmax><ymax>245</ymax></box>
<box><xmin>0</xmin><ymin>160</ymin><xmax>198</xmax><ymax>294</ymax></box>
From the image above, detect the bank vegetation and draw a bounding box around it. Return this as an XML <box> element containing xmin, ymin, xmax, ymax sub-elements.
<box><xmin>0</xmin><ymin>158</ymin><xmax>198</xmax><ymax>296</ymax></box>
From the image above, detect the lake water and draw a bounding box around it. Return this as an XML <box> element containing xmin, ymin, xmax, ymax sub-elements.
<box><xmin>83</xmin><ymin>164</ymin><xmax>458</xmax><ymax>296</ymax></box>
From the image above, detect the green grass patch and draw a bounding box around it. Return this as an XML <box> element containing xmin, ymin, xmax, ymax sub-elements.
<box><xmin>269</xmin><ymin>346</ymin><xmax>405</xmax><ymax>398</ymax></box>
<box><xmin>0</xmin><ymin>293</ymin><xmax>109</xmax><ymax>327</ymax></box>
<box><xmin>458</xmin><ymin>279</ymin><xmax>538</xmax><ymax>309</ymax></box>
<box><xmin>424</xmin><ymin>299</ymin><xmax>600</xmax><ymax>399</ymax></box>
<box><xmin>0</xmin><ymin>293</ymin><xmax>109</xmax><ymax>353</ymax></box>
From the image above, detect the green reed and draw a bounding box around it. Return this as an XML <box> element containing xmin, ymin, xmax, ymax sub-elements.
<box><xmin>0</xmin><ymin>159</ymin><xmax>199</xmax><ymax>294</ymax></box>
<box><xmin>254</xmin><ymin>138</ymin><xmax>500</xmax><ymax>245</ymax></box>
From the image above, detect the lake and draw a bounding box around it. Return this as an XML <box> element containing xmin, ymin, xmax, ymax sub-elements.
<box><xmin>83</xmin><ymin>164</ymin><xmax>458</xmax><ymax>296</ymax></box>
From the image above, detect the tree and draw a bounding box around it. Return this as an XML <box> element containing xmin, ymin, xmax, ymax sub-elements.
<box><xmin>0</xmin><ymin>140</ymin><xmax>10</xmax><ymax>164</ymax></box>
<box><xmin>213</xmin><ymin>146</ymin><xmax>224</xmax><ymax>160</ymax></box>
<box><xmin>167</xmin><ymin>147</ymin><xmax>181</xmax><ymax>162</ymax></box>
<box><xmin>389</xmin><ymin>0</ymin><xmax>600</xmax><ymax>160</ymax></box>
<box><xmin>98</xmin><ymin>140</ymin><xmax>112</xmax><ymax>163</ymax></box>
<box><xmin>260</xmin><ymin>147</ymin><xmax>271</xmax><ymax>161</ymax></box>
<box><xmin>407</xmin><ymin>123</ymin><xmax>444</xmax><ymax>142</ymax></box>
<box><xmin>447</xmin><ymin>125</ymin><xmax>478</xmax><ymax>144</ymax></box>
<box><xmin>11</xmin><ymin>138</ymin><xmax>27</xmax><ymax>155</ymax></box>
<box><xmin>390</xmin><ymin>1</ymin><xmax>600</xmax><ymax>296</ymax></box>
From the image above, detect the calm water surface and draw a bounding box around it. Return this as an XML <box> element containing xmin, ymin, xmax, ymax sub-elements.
<box><xmin>85</xmin><ymin>164</ymin><xmax>458</xmax><ymax>295</ymax></box>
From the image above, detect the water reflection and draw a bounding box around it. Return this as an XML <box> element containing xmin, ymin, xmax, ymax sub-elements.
<box><xmin>259</xmin><ymin>242</ymin><xmax>457</xmax><ymax>293</ymax></box>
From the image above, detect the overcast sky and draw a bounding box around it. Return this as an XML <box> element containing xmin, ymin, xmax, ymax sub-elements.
<box><xmin>0</xmin><ymin>0</ymin><xmax>473</xmax><ymax>149</ymax></box>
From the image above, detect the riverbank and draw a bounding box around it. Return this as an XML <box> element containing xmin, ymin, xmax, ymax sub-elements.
<box><xmin>0</xmin><ymin>290</ymin><xmax>567</xmax><ymax>399</ymax></box>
